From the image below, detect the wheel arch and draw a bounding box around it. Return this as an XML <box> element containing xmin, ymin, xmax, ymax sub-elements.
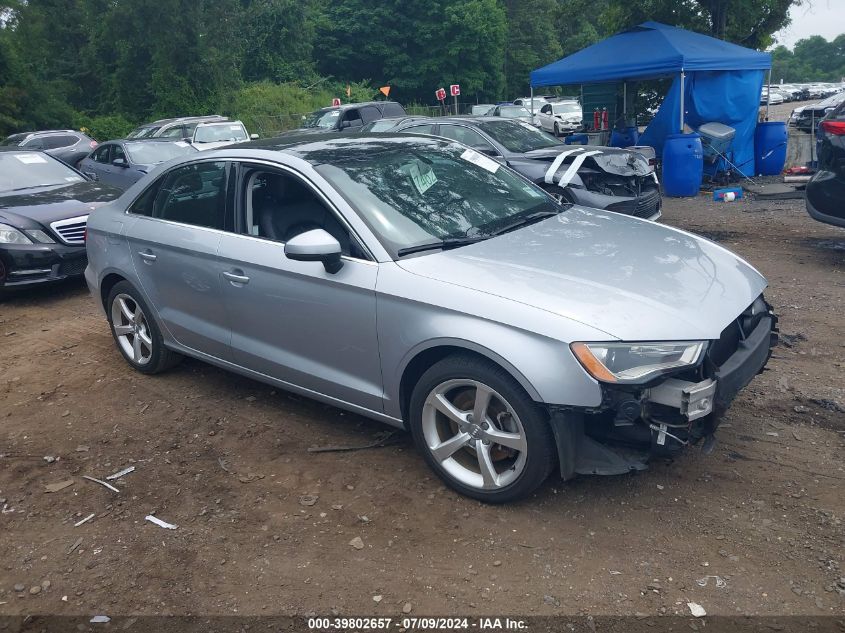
<box><xmin>397</xmin><ymin>339</ymin><xmax>543</xmax><ymax>426</ymax></box>
<box><xmin>99</xmin><ymin>272</ymin><xmax>129</xmax><ymax>311</ymax></box>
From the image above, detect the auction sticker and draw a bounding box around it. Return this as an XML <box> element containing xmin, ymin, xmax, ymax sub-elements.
<box><xmin>15</xmin><ymin>153</ymin><xmax>48</xmax><ymax>164</ymax></box>
<box><xmin>408</xmin><ymin>161</ymin><xmax>437</xmax><ymax>194</ymax></box>
<box><xmin>460</xmin><ymin>149</ymin><xmax>499</xmax><ymax>174</ymax></box>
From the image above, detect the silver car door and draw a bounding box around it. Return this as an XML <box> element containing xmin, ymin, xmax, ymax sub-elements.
<box><xmin>124</xmin><ymin>159</ymin><xmax>234</xmax><ymax>360</ymax></box>
<box><xmin>216</xmin><ymin>163</ymin><xmax>382</xmax><ymax>412</ymax></box>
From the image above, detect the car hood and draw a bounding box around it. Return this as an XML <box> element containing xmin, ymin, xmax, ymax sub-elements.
<box><xmin>508</xmin><ymin>145</ymin><xmax>653</xmax><ymax>182</ymax></box>
<box><xmin>397</xmin><ymin>207</ymin><xmax>767</xmax><ymax>341</ymax></box>
<box><xmin>0</xmin><ymin>181</ymin><xmax>121</xmax><ymax>226</ymax></box>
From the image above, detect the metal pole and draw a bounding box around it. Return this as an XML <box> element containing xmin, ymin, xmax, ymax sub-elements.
<box><xmin>530</xmin><ymin>85</ymin><xmax>535</xmax><ymax>117</ymax></box>
<box><xmin>765</xmin><ymin>69</ymin><xmax>772</xmax><ymax>121</ymax></box>
<box><xmin>623</xmin><ymin>82</ymin><xmax>627</xmax><ymax>117</ymax></box>
<box><xmin>679</xmin><ymin>71</ymin><xmax>685</xmax><ymax>133</ymax></box>
<box><xmin>454</xmin><ymin>93</ymin><xmax>458</xmax><ymax>116</ymax></box>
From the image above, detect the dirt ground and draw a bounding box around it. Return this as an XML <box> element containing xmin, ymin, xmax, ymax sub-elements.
<box><xmin>1</xmin><ymin>180</ymin><xmax>844</xmax><ymax>622</ymax></box>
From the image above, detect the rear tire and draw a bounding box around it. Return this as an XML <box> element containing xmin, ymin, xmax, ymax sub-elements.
<box><xmin>408</xmin><ymin>354</ymin><xmax>555</xmax><ymax>503</ymax></box>
<box><xmin>106</xmin><ymin>281</ymin><xmax>182</xmax><ymax>374</ymax></box>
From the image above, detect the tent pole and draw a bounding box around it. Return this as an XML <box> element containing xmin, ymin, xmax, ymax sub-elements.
<box><xmin>530</xmin><ymin>85</ymin><xmax>535</xmax><ymax>117</ymax></box>
<box><xmin>623</xmin><ymin>82</ymin><xmax>627</xmax><ymax>119</ymax></box>
<box><xmin>679</xmin><ymin>71</ymin><xmax>685</xmax><ymax>133</ymax></box>
<box><xmin>765</xmin><ymin>69</ymin><xmax>771</xmax><ymax>121</ymax></box>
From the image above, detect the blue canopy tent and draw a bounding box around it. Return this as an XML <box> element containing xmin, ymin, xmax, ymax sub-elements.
<box><xmin>530</xmin><ymin>22</ymin><xmax>772</xmax><ymax>178</ymax></box>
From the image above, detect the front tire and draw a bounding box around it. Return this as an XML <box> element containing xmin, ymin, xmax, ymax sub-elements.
<box><xmin>554</xmin><ymin>122</ymin><xmax>560</xmax><ymax>137</ymax></box>
<box><xmin>106</xmin><ymin>281</ymin><xmax>181</xmax><ymax>374</ymax></box>
<box><xmin>408</xmin><ymin>354</ymin><xmax>555</xmax><ymax>503</ymax></box>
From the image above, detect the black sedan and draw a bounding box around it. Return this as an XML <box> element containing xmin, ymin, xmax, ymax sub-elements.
<box><xmin>806</xmin><ymin>101</ymin><xmax>845</xmax><ymax>228</ymax></box>
<box><xmin>0</xmin><ymin>148</ymin><xmax>121</xmax><ymax>295</ymax></box>
<box><xmin>375</xmin><ymin>116</ymin><xmax>661</xmax><ymax>220</ymax></box>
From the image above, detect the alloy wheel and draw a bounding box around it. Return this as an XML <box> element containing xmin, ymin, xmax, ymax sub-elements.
<box><xmin>111</xmin><ymin>293</ymin><xmax>153</xmax><ymax>365</ymax></box>
<box><xmin>421</xmin><ymin>379</ymin><xmax>528</xmax><ymax>490</ymax></box>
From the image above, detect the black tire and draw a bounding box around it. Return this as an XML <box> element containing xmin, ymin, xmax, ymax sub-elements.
<box><xmin>554</xmin><ymin>122</ymin><xmax>560</xmax><ymax>137</ymax></box>
<box><xmin>106</xmin><ymin>280</ymin><xmax>182</xmax><ymax>374</ymax></box>
<box><xmin>408</xmin><ymin>354</ymin><xmax>556</xmax><ymax>503</ymax></box>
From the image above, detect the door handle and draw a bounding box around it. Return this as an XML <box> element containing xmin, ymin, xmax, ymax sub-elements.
<box><xmin>223</xmin><ymin>271</ymin><xmax>250</xmax><ymax>285</ymax></box>
<box><xmin>138</xmin><ymin>251</ymin><xmax>157</xmax><ymax>262</ymax></box>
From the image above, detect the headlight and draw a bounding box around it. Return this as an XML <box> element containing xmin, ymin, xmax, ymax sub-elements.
<box><xmin>24</xmin><ymin>229</ymin><xmax>56</xmax><ymax>244</ymax></box>
<box><xmin>571</xmin><ymin>341</ymin><xmax>706</xmax><ymax>384</ymax></box>
<box><xmin>0</xmin><ymin>223</ymin><xmax>33</xmax><ymax>245</ymax></box>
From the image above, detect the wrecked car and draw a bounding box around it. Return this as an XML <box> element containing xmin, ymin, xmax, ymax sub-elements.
<box><xmin>86</xmin><ymin>134</ymin><xmax>776</xmax><ymax>503</ymax></box>
<box><xmin>374</xmin><ymin>116</ymin><xmax>661</xmax><ymax>221</ymax></box>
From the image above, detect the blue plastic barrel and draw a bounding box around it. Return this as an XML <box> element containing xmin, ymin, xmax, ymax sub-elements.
<box><xmin>754</xmin><ymin>122</ymin><xmax>787</xmax><ymax>175</ymax></box>
<box><xmin>609</xmin><ymin>126</ymin><xmax>639</xmax><ymax>147</ymax></box>
<box><xmin>662</xmin><ymin>133</ymin><xmax>703</xmax><ymax>197</ymax></box>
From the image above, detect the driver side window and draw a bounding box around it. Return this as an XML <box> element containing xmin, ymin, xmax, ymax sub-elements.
<box><xmin>242</xmin><ymin>169</ymin><xmax>366</xmax><ymax>259</ymax></box>
<box><xmin>93</xmin><ymin>145</ymin><xmax>112</xmax><ymax>163</ymax></box>
<box><xmin>541</xmin><ymin>105</ymin><xmax>552</xmax><ymax>115</ymax></box>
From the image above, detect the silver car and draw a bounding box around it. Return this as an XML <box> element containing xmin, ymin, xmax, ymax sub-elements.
<box><xmin>85</xmin><ymin>134</ymin><xmax>777</xmax><ymax>503</ymax></box>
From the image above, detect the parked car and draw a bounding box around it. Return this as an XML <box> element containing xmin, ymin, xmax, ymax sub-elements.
<box><xmin>85</xmin><ymin>133</ymin><xmax>776</xmax><ymax>502</ymax></box>
<box><xmin>126</xmin><ymin>115</ymin><xmax>228</xmax><ymax>140</ymax></box>
<box><xmin>1</xmin><ymin>130</ymin><xmax>98</xmax><ymax>167</ymax></box>
<box><xmin>470</xmin><ymin>104</ymin><xmax>495</xmax><ymax>116</ymax></box>
<box><xmin>292</xmin><ymin>102</ymin><xmax>407</xmax><ymax>135</ymax></box>
<box><xmin>794</xmin><ymin>92</ymin><xmax>845</xmax><ymax>132</ymax></box>
<box><xmin>806</xmin><ymin>101</ymin><xmax>845</xmax><ymax>228</ymax></box>
<box><xmin>373</xmin><ymin>116</ymin><xmax>661</xmax><ymax>220</ymax></box>
<box><xmin>760</xmin><ymin>88</ymin><xmax>784</xmax><ymax>105</ymax></box>
<box><xmin>535</xmin><ymin>100</ymin><xmax>583</xmax><ymax>136</ymax></box>
<box><xmin>486</xmin><ymin>104</ymin><xmax>535</xmax><ymax>125</ymax></box>
<box><xmin>79</xmin><ymin>139</ymin><xmax>198</xmax><ymax>190</ymax></box>
<box><xmin>191</xmin><ymin>120</ymin><xmax>256</xmax><ymax>150</ymax></box>
<box><xmin>0</xmin><ymin>148</ymin><xmax>120</xmax><ymax>295</ymax></box>
<box><xmin>512</xmin><ymin>97</ymin><xmax>549</xmax><ymax>113</ymax></box>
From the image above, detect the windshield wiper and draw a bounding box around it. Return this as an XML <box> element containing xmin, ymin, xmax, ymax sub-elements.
<box><xmin>397</xmin><ymin>236</ymin><xmax>488</xmax><ymax>257</ymax></box>
<box><xmin>486</xmin><ymin>209</ymin><xmax>562</xmax><ymax>237</ymax></box>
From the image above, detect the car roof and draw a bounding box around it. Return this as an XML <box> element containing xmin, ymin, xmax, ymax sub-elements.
<box><xmin>316</xmin><ymin>101</ymin><xmax>402</xmax><ymax>113</ymax></box>
<box><xmin>195</xmin><ymin>120</ymin><xmax>244</xmax><ymax>127</ymax></box>
<box><xmin>141</xmin><ymin>115</ymin><xmax>227</xmax><ymax>126</ymax></box>
<box><xmin>0</xmin><ymin>146</ymin><xmax>45</xmax><ymax>153</ymax></box>
<box><xmin>214</xmin><ymin>133</ymin><xmax>449</xmax><ymax>164</ymax></box>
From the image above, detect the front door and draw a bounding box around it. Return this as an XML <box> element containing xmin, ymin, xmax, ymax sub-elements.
<box><xmin>216</xmin><ymin>164</ymin><xmax>383</xmax><ymax>412</ymax></box>
<box><xmin>125</xmin><ymin>159</ymin><xmax>234</xmax><ymax>360</ymax></box>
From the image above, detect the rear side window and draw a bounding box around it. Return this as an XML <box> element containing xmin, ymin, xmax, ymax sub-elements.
<box><xmin>22</xmin><ymin>137</ymin><xmax>45</xmax><ymax>149</ymax></box>
<box><xmin>402</xmin><ymin>124</ymin><xmax>435</xmax><ymax>135</ymax></box>
<box><xmin>159</xmin><ymin>125</ymin><xmax>186</xmax><ymax>139</ymax></box>
<box><xmin>437</xmin><ymin>125</ymin><xmax>495</xmax><ymax>152</ymax></box>
<box><xmin>359</xmin><ymin>106</ymin><xmax>381</xmax><ymax>124</ymax></box>
<box><xmin>382</xmin><ymin>103</ymin><xmax>406</xmax><ymax>118</ymax></box>
<box><xmin>42</xmin><ymin>135</ymin><xmax>79</xmax><ymax>149</ymax></box>
<box><xmin>152</xmin><ymin>161</ymin><xmax>229</xmax><ymax>230</ymax></box>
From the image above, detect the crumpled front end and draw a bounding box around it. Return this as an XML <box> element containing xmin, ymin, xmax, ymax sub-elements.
<box><xmin>548</xmin><ymin>296</ymin><xmax>778</xmax><ymax>478</ymax></box>
<box><xmin>530</xmin><ymin>147</ymin><xmax>663</xmax><ymax>221</ymax></box>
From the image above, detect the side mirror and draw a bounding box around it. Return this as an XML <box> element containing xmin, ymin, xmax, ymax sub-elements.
<box><xmin>112</xmin><ymin>157</ymin><xmax>128</xmax><ymax>167</ymax></box>
<box><xmin>284</xmin><ymin>229</ymin><xmax>343</xmax><ymax>274</ymax></box>
<box><xmin>250</xmin><ymin>133</ymin><xmax>259</xmax><ymax>140</ymax></box>
<box><xmin>473</xmin><ymin>145</ymin><xmax>500</xmax><ymax>157</ymax></box>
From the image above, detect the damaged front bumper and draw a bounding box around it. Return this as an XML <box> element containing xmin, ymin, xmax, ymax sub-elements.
<box><xmin>549</xmin><ymin>299</ymin><xmax>778</xmax><ymax>478</ymax></box>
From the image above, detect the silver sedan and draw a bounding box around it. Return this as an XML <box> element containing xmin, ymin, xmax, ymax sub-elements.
<box><xmin>85</xmin><ymin>134</ymin><xmax>777</xmax><ymax>503</ymax></box>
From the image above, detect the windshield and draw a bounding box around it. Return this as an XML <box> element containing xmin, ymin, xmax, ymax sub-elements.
<box><xmin>498</xmin><ymin>106</ymin><xmax>531</xmax><ymax>118</ymax></box>
<box><xmin>126</xmin><ymin>141</ymin><xmax>197</xmax><ymax>164</ymax></box>
<box><xmin>0</xmin><ymin>152</ymin><xmax>85</xmax><ymax>192</ymax></box>
<box><xmin>302</xmin><ymin>109</ymin><xmax>341</xmax><ymax>129</ymax></box>
<box><xmin>553</xmin><ymin>103</ymin><xmax>581</xmax><ymax>115</ymax></box>
<box><xmin>126</xmin><ymin>125</ymin><xmax>161</xmax><ymax>139</ymax></box>
<box><xmin>194</xmin><ymin>123</ymin><xmax>248</xmax><ymax>144</ymax></box>
<box><xmin>479</xmin><ymin>120</ymin><xmax>563</xmax><ymax>153</ymax></box>
<box><xmin>314</xmin><ymin>141</ymin><xmax>560</xmax><ymax>258</ymax></box>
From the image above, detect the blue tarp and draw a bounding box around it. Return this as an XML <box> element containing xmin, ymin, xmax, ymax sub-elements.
<box><xmin>530</xmin><ymin>22</ymin><xmax>771</xmax><ymax>86</ymax></box>
<box><xmin>529</xmin><ymin>22</ymin><xmax>771</xmax><ymax>180</ymax></box>
<box><xmin>639</xmin><ymin>70</ymin><xmax>765</xmax><ymax>177</ymax></box>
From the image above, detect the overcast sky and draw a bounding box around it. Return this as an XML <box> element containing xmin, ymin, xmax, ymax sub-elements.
<box><xmin>773</xmin><ymin>0</ymin><xmax>845</xmax><ymax>48</ymax></box>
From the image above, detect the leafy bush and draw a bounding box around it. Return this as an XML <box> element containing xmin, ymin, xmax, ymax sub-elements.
<box><xmin>73</xmin><ymin>113</ymin><xmax>137</xmax><ymax>142</ymax></box>
<box><xmin>222</xmin><ymin>80</ymin><xmax>378</xmax><ymax>136</ymax></box>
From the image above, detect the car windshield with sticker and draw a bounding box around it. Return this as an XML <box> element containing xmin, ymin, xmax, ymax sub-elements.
<box><xmin>315</xmin><ymin>142</ymin><xmax>560</xmax><ymax>257</ymax></box>
<box><xmin>0</xmin><ymin>152</ymin><xmax>85</xmax><ymax>192</ymax></box>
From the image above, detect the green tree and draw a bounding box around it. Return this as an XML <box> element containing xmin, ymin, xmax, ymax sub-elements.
<box><xmin>503</xmin><ymin>0</ymin><xmax>562</xmax><ymax>97</ymax></box>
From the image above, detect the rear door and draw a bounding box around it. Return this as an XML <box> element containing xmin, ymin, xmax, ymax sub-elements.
<box><xmin>125</xmin><ymin>160</ymin><xmax>234</xmax><ymax>360</ymax></box>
